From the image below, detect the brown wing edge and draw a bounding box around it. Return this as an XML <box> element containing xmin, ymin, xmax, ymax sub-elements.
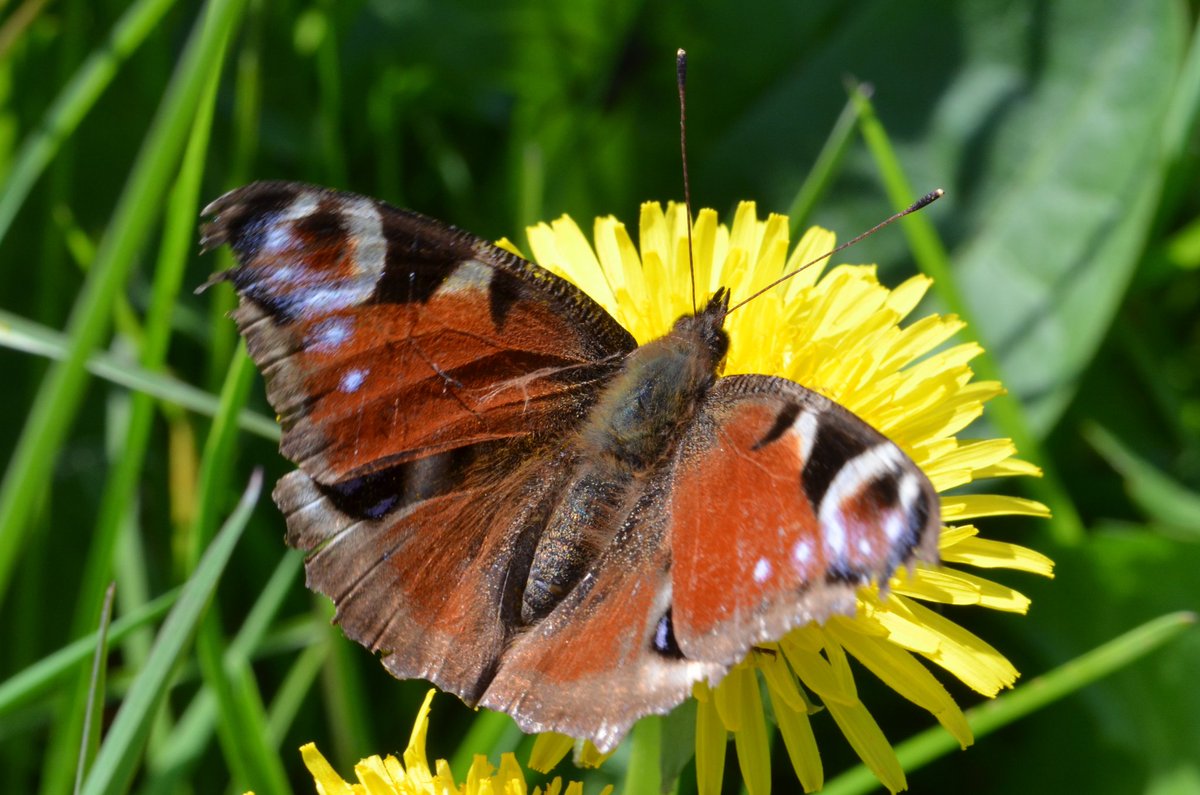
<box><xmin>272</xmin><ymin>440</ymin><xmax>579</xmax><ymax>707</ymax></box>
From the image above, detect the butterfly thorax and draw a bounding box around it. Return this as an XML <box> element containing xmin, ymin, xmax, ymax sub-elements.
<box><xmin>522</xmin><ymin>294</ymin><xmax>729</xmax><ymax>623</ymax></box>
<box><xmin>581</xmin><ymin>297</ymin><xmax>729</xmax><ymax>473</ymax></box>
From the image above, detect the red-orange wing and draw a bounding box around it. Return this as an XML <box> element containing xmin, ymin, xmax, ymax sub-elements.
<box><xmin>668</xmin><ymin>374</ymin><xmax>941</xmax><ymax>663</ymax></box>
<box><xmin>476</xmin><ymin>487</ymin><xmax>721</xmax><ymax>752</ymax></box>
<box><xmin>471</xmin><ymin>374</ymin><xmax>940</xmax><ymax>752</ymax></box>
<box><xmin>273</xmin><ymin>444</ymin><xmax>573</xmax><ymax>704</ymax></box>
<box><xmin>201</xmin><ymin>181</ymin><xmax>635</xmax><ymax>483</ymax></box>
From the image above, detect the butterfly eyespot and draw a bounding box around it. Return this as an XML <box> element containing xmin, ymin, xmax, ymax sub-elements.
<box><xmin>652</xmin><ymin>609</ymin><xmax>683</xmax><ymax>659</ymax></box>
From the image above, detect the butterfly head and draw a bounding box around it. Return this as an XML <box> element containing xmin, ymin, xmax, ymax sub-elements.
<box><xmin>669</xmin><ymin>287</ymin><xmax>730</xmax><ymax>369</ymax></box>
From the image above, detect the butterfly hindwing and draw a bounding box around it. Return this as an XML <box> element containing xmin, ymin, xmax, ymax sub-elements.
<box><xmin>475</xmin><ymin>488</ymin><xmax>720</xmax><ymax>752</ymax></box>
<box><xmin>274</xmin><ymin>444</ymin><xmax>574</xmax><ymax>703</ymax></box>
<box><xmin>668</xmin><ymin>374</ymin><xmax>941</xmax><ymax>663</ymax></box>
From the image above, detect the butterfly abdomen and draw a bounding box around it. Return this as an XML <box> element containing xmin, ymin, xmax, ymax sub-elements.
<box><xmin>521</xmin><ymin>299</ymin><xmax>730</xmax><ymax>624</ymax></box>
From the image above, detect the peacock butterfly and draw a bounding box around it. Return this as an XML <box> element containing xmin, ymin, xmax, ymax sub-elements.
<box><xmin>199</xmin><ymin>180</ymin><xmax>941</xmax><ymax>752</ymax></box>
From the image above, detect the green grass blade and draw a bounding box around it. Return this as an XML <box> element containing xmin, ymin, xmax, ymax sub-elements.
<box><xmin>39</xmin><ymin>42</ymin><xmax>234</xmax><ymax>795</ymax></box>
<box><xmin>193</xmin><ymin>618</ymin><xmax>290</xmax><ymax>795</ymax></box>
<box><xmin>266</xmin><ymin>641</ymin><xmax>328</xmax><ymax>747</ymax></box>
<box><xmin>189</xmin><ymin>348</ymin><xmax>258</xmax><ymax>561</ymax></box>
<box><xmin>0</xmin><ymin>0</ymin><xmax>249</xmax><ymax>609</ymax></box>
<box><xmin>0</xmin><ymin>0</ymin><xmax>179</xmax><ymax>243</ymax></box>
<box><xmin>0</xmin><ymin>588</ymin><xmax>177</xmax><ymax>717</ymax></box>
<box><xmin>73</xmin><ymin>584</ymin><xmax>115</xmax><ymax>795</ymax></box>
<box><xmin>69</xmin><ymin>27</ymin><xmax>228</xmax><ymax>636</ymax></box>
<box><xmin>849</xmin><ymin>85</ymin><xmax>1086</xmax><ymax>545</ymax></box>
<box><xmin>190</xmin><ymin>554</ymin><xmax>297</xmax><ymax>792</ymax></box>
<box><xmin>181</xmin><ymin>345</ymin><xmax>290</xmax><ymax>794</ymax></box>
<box><xmin>230</xmin><ymin>553</ymin><xmax>303</xmax><ymax>661</ymax></box>
<box><xmin>203</xmin><ymin>1</ymin><xmax>265</xmax><ymax>387</ymax></box>
<box><xmin>78</xmin><ymin>470</ymin><xmax>262</xmax><ymax>795</ymax></box>
<box><xmin>823</xmin><ymin>611</ymin><xmax>1198</xmax><ymax>795</ymax></box>
<box><xmin>0</xmin><ymin>311</ymin><xmax>278</xmax><ymax>441</ymax></box>
<box><xmin>787</xmin><ymin>86</ymin><xmax>864</xmax><ymax>237</ymax></box>
<box><xmin>145</xmin><ymin>554</ymin><xmax>303</xmax><ymax>784</ymax></box>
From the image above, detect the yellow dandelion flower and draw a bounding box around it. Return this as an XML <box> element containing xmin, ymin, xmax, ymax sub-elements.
<box><xmin>293</xmin><ymin>689</ymin><xmax>609</xmax><ymax>795</ymax></box>
<box><xmin>508</xmin><ymin>201</ymin><xmax>1055</xmax><ymax>794</ymax></box>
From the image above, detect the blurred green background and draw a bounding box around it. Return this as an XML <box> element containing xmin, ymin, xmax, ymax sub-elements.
<box><xmin>1</xmin><ymin>0</ymin><xmax>1198</xmax><ymax>793</ymax></box>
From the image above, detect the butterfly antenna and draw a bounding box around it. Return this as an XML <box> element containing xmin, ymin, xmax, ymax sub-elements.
<box><xmin>677</xmin><ymin>48</ymin><xmax>697</xmax><ymax>315</ymax></box>
<box><xmin>727</xmin><ymin>188</ymin><xmax>944</xmax><ymax>315</ymax></box>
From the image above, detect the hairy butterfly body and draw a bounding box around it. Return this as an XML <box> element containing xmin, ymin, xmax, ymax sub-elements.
<box><xmin>201</xmin><ymin>180</ymin><xmax>940</xmax><ymax>751</ymax></box>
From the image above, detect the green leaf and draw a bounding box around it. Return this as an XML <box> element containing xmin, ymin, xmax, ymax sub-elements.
<box><xmin>824</xmin><ymin>610</ymin><xmax>1196</xmax><ymax>795</ymax></box>
<box><xmin>708</xmin><ymin>0</ymin><xmax>1185</xmax><ymax>434</ymax></box>
<box><xmin>1085</xmin><ymin>423</ymin><xmax>1200</xmax><ymax>539</ymax></box>
<box><xmin>949</xmin><ymin>0</ymin><xmax>1186</xmax><ymax>432</ymax></box>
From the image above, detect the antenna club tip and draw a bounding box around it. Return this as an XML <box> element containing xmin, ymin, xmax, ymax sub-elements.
<box><xmin>911</xmin><ymin>188</ymin><xmax>944</xmax><ymax>212</ymax></box>
<box><xmin>677</xmin><ymin>48</ymin><xmax>687</xmax><ymax>58</ymax></box>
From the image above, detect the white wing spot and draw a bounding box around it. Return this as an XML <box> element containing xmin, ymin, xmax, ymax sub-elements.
<box><xmin>339</xmin><ymin>368</ymin><xmax>368</xmax><ymax>393</ymax></box>
<box><xmin>884</xmin><ymin>511</ymin><xmax>907</xmax><ymax>544</ymax></box>
<box><xmin>309</xmin><ymin>318</ymin><xmax>354</xmax><ymax>351</ymax></box>
<box><xmin>342</xmin><ymin>197</ymin><xmax>386</xmax><ymax>280</ymax></box>
<box><xmin>263</xmin><ymin>226</ymin><xmax>295</xmax><ymax>253</ymax></box>
<box><xmin>792</xmin><ymin>540</ymin><xmax>813</xmax><ymax>570</ymax></box>
<box><xmin>857</xmin><ymin>537</ymin><xmax>873</xmax><ymax>556</ymax></box>
<box><xmin>796</xmin><ymin>409</ymin><xmax>820</xmax><ymax>464</ymax></box>
<box><xmin>753</xmin><ymin>557</ymin><xmax>773</xmax><ymax>583</ymax></box>
<box><xmin>824</xmin><ymin>515</ymin><xmax>848</xmax><ymax>561</ymax></box>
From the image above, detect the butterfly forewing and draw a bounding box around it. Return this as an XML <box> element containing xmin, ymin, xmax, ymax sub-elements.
<box><xmin>201</xmin><ymin>181</ymin><xmax>636</xmax><ymax>483</ymax></box>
